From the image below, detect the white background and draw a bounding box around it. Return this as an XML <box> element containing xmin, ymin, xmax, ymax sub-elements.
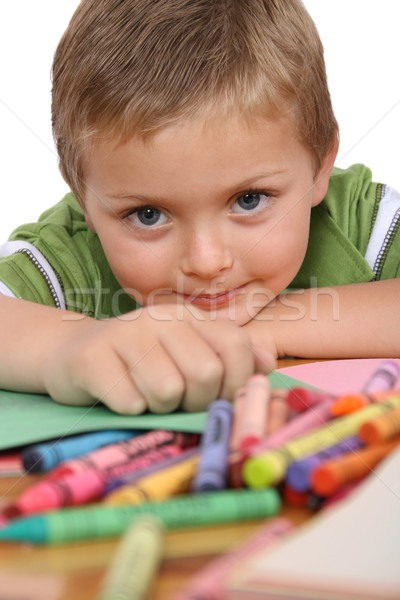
<box><xmin>0</xmin><ymin>1</ymin><xmax>399</xmax><ymax>241</ymax></box>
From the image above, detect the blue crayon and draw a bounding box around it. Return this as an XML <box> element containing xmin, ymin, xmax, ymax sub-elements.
<box><xmin>105</xmin><ymin>446</ymin><xmax>200</xmax><ymax>494</ymax></box>
<box><xmin>192</xmin><ymin>399</ymin><xmax>233</xmax><ymax>492</ymax></box>
<box><xmin>22</xmin><ymin>430</ymin><xmax>139</xmax><ymax>473</ymax></box>
<box><xmin>285</xmin><ymin>435</ymin><xmax>363</xmax><ymax>492</ymax></box>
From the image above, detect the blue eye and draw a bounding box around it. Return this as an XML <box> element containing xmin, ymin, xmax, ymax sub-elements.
<box><xmin>128</xmin><ymin>206</ymin><xmax>168</xmax><ymax>228</ymax></box>
<box><xmin>232</xmin><ymin>192</ymin><xmax>270</xmax><ymax>214</ymax></box>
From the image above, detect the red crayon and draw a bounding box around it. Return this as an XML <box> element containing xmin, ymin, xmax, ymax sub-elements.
<box><xmin>286</xmin><ymin>387</ymin><xmax>335</xmax><ymax>412</ymax></box>
<box><xmin>282</xmin><ymin>483</ymin><xmax>309</xmax><ymax>508</ymax></box>
<box><xmin>3</xmin><ymin>444</ymin><xmax>184</xmax><ymax>518</ymax></box>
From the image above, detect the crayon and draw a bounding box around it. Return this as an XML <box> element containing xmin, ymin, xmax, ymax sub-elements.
<box><xmin>310</xmin><ymin>435</ymin><xmax>400</xmax><ymax>496</ymax></box>
<box><xmin>285</xmin><ymin>435</ymin><xmax>363</xmax><ymax>492</ymax></box>
<box><xmin>229</xmin><ymin>387</ymin><xmax>247</xmax><ymax>453</ymax></box>
<box><xmin>246</xmin><ymin>393</ymin><xmax>337</xmax><ymax>459</ymax></box>
<box><xmin>3</xmin><ymin>444</ymin><xmax>184</xmax><ymax>518</ymax></box>
<box><xmin>330</xmin><ymin>389</ymin><xmax>400</xmax><ymax>417</ymax></box>
<box><xmin>169</xmin><ymin>517</ymin><xmax>293</xmax><ymax>600</ymax></box>
<box><xmin>104</xmin><ymin>452</ymin><xmax>199</xmax><ymax>505</ymax></box>
<box><xmin>22</xmin><ymin>430</ymin><xmax>137</xmax><ymax>474</ymax></box>
<box><xmin>0</xmin><ymin>452</ymin><xmax>24</xmax><ymax>475</ymax></box>
<box><xmin>0</xmin><ymin>488</ymin><xmax>281</xmax><ymax>545</ymax></box>
<box><xmin>243</xmin><ymin>395</ymin><xmax>400</xmax><ymax>489</ymax></box>
<box><xmin>97</xmin><ymin>515</ymin><xmax>164</xmax><ymax>600</ymax></box>
<box><xmin>105</xmin><ymin>447</ymin><xmax>200</xmax><ymax>495</ymax></box>
<box><xmin>359</xmin><ymin>405</ymin><xmax>400</xmax><ymax>444</ymax></box>
<box><xmin>286</xmin><ymin>388</ymin><xmax>335</xmax><ymax>412</ymax></box>
<box><xmin>266</xmin><ymin>388</ymin><xmax>291</xmax><ymax>435</ymax></box>
<box><xmin>192</xmin><ymin>399</ymin><xmax>233</xmax><ymax>492</ymax></box>
<box><xmin>320</xmin><ymin>483</ymin><xmax>359</xmax><ymax>510</ymax></box>
<box><xmin>281</xmin><ymin>484</ymin><xmax>309</xmax><ymax>508</ymax></box>
<box><xmin>361</xmin><ymin>359</ymin><xmax>400</xmax><ymax>392</ymax></box>
<box><xmin>227</xmin><ymin>387</ymin><xmax>247</xmax><ymax>490</ymax></box>
<box><xmin>237</xmin><ymin>374</ymin><xmax>269</xmax><ymax>453</ymax></box>
<box><xmin>47</xmin><ymin>430</ymin><xmax>199</xmax><ymax>479</ymax></box>
<box><xmin>227</xmin><ymin>388</ymin><xmax>290</xmax><ymax>490</ymax></box>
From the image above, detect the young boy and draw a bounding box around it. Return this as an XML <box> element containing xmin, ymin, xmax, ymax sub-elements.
<box><xmin>0</xmin><ymin>0</ymin><xmax>399</xmax><ymax>415</ymax></box>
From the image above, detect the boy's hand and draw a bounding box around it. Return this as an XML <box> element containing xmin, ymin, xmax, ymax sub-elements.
<box><xmin>43</xmin><ymin>304</ymin><xmax>275</xmax><ymax>415</ymax></box>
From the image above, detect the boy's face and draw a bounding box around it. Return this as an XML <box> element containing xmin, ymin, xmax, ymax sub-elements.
<box><xmin>82</xmin><ymin>113</ymin><xmax>332</xmax><ymax>325</ymax></box>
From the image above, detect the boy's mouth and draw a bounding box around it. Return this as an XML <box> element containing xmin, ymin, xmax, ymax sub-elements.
<box><xmin>178</xmin><ymin>285</ymin><xmax>246</xmax><ymax>309</ymax></box>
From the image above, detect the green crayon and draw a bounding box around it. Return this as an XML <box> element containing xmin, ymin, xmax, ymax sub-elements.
<box><xmin>244</xmin><ymin>395</ymin><xmax>400</xmax><ymax>489</ymax></box>
<box><xmin>0</xmin><ymin>488</ymin><xmax>281</xmax><ymax>545</ymax></box>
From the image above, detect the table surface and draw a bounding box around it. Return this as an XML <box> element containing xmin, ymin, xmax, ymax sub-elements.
<box><xmin>0</xmin><ymin>359</ymin><xmax>319</xmax><ymax>600</ymax></box>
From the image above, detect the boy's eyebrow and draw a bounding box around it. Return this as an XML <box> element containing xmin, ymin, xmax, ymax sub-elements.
<box><xmin>105</xmin><ymin>170</ymin><xmax>289</xmax><ymax>203</ymax></box>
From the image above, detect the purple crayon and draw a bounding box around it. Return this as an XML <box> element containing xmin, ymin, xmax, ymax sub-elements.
<box><xmin>362</xmin><ymin>359</ymin><xmax>400</xmax><ymax>393</ymax></box>
<box><xmin>192</xmin><ymin>399</ymin><xmax>233</xmax><ymax>492</ymax></box>
<box><xmin>286</xmin><ymin>435</ymin><xmax>363</xmax><ymax>492</ymax></box>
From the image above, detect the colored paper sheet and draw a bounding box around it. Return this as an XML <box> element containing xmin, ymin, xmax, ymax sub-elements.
<box><xmin>0</xmin><ymin>358</ymin><xmax>396</xmax><ymax>450</ymax></box>
<box><xmin>0</xmin><ymin>371</ymin><xmax>315</xmax><ymax>450</ymax></box>
<box><xmin>277</xmin><ymin>358</ymin><xmax>400</xmax><ymax>396</ymax></box>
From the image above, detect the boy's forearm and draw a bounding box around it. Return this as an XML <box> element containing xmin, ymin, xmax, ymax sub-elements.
<box><xmin>246</xmin><ymin>279</ymin><xmax>400</xmax><ymax>359</ymax></box>
<box><xmin>0</xmin><ymin>295</ymin><xmax>97</xmax><ymax>393</ymax></box>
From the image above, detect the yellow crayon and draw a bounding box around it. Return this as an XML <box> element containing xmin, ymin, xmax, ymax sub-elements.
<box><xmin>105</xmin><ymin>453</ymin><xmax>199</xmax><ymax>505</ymax></box>
<box><xmin>97</xmin><ymin>515</ymin><xmax>164</xmax><ymax>600</ymax></box>
<box><xmin>243</xmin><ymin>395</ymin><xmax>400</xmax><ymax>489</ymax></box>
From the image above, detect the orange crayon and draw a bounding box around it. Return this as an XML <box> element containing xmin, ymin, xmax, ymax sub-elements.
<box><xmin>267</xmin><ymin>388</ymin><xmax>291</xmax><ymax>435</ymax></box>
<box><xmin>359</xmin><ymin>405</ymin><xmax>400</xmax><ymax>444</ymax></box>
<box><xmin>330</xmin><ymin>389</ymin><xmax>400</xmax><ymax>417</ymax></box>
<box><xmin>311</xmin><ymin>435</ymin><xmax>400</xmax><ymax>496</ymax></box>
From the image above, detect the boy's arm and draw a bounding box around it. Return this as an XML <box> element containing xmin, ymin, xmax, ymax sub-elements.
<box><xmin>0</xmin><ymin>295</ymin><xmax>274</xmax><ymax>414</ymax></box>
<box><xmin>244</xmin><ymin>279</ymin><xmax>400</xmax><ymax>358</ymax></box>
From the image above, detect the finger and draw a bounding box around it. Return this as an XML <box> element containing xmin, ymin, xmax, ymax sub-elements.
<box><xmin>127</xmin><ymin>342</ymin><xmax>186</xmax><ymax>414</ymax></box>
<box><xmin>192</xmin><ymin>321</ymin><xmax>255</xmax><ymax>402</ymax></box>
<box><xmin>76</xmin><ymin>352</ymin><xmax>148</xmax><ymax>416</ymax></box>
<box><xmin>159</xmin><ymin>326</ymin><xmax>223</xmax><ymax>412</ymax></box>
<box><xmin>253</xmin><ymin>345</ymin><xmax>277</xmax><ymax>373</ymax></box>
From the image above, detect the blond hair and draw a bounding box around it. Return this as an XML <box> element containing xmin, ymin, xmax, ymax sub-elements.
<box><xmin>52</xmin><ymin>0</ymin><xmax>338</xmax><ymax>201</ymax></box>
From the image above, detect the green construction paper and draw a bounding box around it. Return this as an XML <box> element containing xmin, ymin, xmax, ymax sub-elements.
<box><xmin>0</xmin><ymin>372</ymin><xmax>318</xmax><ymax>450</ymax></box>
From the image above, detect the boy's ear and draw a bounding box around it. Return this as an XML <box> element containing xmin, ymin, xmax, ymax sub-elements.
<box><xmin>311</xmin><ymin>133</ymin><xmax>339</xmax><ymax>207</ymax></box>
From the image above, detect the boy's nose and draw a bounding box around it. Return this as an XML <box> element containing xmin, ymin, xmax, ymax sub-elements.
<box><xmin>180</xmin><ymin>229</ymin><xmax>233</xmax><ymax>279</ymax></box>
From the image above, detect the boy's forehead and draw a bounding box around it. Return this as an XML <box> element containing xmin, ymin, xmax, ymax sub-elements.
<box><xmin>88</xmin><ymin>110</ymin><xmax>298</xmax><ymax>160</ymax></box>
<box><xmin>83</xmin><ymin>111</ymin><xmax>308</xmax><ymax>198</ymax></box>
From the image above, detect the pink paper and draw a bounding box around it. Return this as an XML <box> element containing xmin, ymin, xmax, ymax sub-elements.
<box><xmin>277</xmin><ymin>358</ymin><xmax>400</xmax><ymax>396</ymax></box>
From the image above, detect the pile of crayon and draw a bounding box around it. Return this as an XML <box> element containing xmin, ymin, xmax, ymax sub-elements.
<box><xmin>0</xmin><ymin>360</ymin><xmax>400</xmax><ymax>598</ymax></box>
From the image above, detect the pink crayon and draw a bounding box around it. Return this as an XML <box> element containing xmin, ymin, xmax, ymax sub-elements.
<box><xmin>266</xmin><ymin>388</ymin><xmax>291</xmax><ymax>435</ymax></box>
<box><xmin>238</xmin><ymin>374</ymin><xmax>270</xmax><ymax>453</ymax></box>
<box><xmin>3</xmin><ymin>444</ymin><xmax>185</xmax><ymax>517</ymax></box>
<box><xmin>47</xmin><ymin>430</ymin><xmax>199</xmax><ymax>479</ymax></box>
<box><xmin>168</xmin><ymin>517</ymin><xmax>293</xmax><ymax>600</ymax></box>
<box><xmin>247</xmin><ymin>394</ymin><xmax>337</xmax><ymax>458</ymax></box>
